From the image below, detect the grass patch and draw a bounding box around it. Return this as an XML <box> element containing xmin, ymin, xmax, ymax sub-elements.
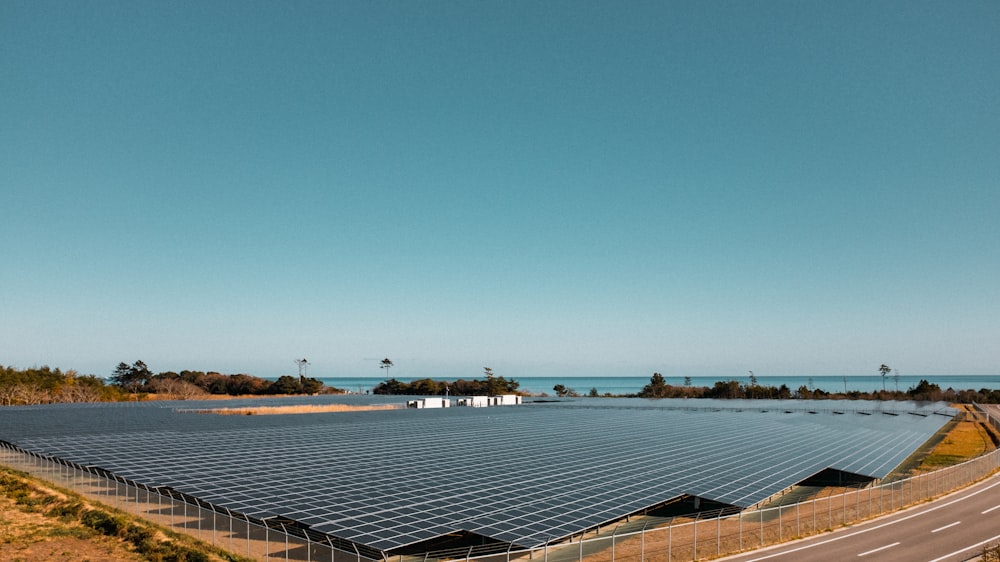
<box><xmin>1</xmin><ymin>464</ymin><xmax>252</xmax><ymax>562</ymax></box>
<box><xmin>892</xmin><ymin>405</ymin><xmax>998</xmax><ymax>476</ymax></box>
<box><xmin>921</xmin><ymin>409</ymin><xmax>994</xmax><ymax>466</ymax></box>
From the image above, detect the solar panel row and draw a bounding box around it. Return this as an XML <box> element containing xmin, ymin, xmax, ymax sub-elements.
<box><xmin>0</xmin><ymin>398</ymin><xmax>953</xmax><ymax>553</ymax></box>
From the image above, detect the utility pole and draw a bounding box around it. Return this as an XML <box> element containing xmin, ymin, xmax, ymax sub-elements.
<box><xmin>295</xmin><ymin>358</ymin><xmax>310</xmax><ymax>384</ymax></box>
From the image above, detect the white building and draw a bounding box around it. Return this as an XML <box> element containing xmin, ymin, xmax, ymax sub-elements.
<box><xmin>406</xmin><ymin>397</ymin><xmax>452</xmax><ymax>408</ymax></box>
<box><xmin>491</xmin><ymin>394</ymin><xmax>522</xmax><ymax>406</ymax></box>
<box><xmin>456</xmin><ymin>395</ymin><xmax>522</xmax><ymax>407</ymax></box>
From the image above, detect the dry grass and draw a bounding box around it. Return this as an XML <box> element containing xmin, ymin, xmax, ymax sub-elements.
<box><xmin>0</xmin><ymin>465</ymin><xmax>246</xmax><ymax>562</ymax></box>
<box><xmin>914</xmin><ymin>405</ymin><xmax>998</xmax><ymax>471</ymax></box>
<box><xmin>923</xmin><ymin>422</ymin><xmax>993</xmax><ymax>466</ymax></box>
<box><xmin>195</xmin><ymin>403</ymin><xmax>405</xmax><ymax>415</ymax></box>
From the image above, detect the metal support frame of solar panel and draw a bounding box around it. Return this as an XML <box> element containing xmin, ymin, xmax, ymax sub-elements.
<box><xmin>0</xmin><ymin>398</ymin><xmax>954</xmax><ymax>556</ymax></box>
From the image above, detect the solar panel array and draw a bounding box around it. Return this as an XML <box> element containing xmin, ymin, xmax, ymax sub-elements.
<box><xmin>0</xmin><ymin>397</ymin><xmax>953</xmax><ymax>553</ymax></box>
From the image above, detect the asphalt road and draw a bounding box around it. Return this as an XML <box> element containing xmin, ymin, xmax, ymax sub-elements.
<box><xmin>720</xmin><ymin>471</ymin><xmax>1000</xmax><ymax>562</ymax></box>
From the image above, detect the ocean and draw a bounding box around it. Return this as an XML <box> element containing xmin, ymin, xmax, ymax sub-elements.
<box><xmin>319</xmin><ymin>374</ymin><xmax>1000</xmax><ymax>396</ymax></box>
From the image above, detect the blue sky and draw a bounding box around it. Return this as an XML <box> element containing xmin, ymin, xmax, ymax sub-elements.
<box><xmin>2</xmin><ymin>1</ymin><xmax>998</xmax><ymax>380</ymax></box>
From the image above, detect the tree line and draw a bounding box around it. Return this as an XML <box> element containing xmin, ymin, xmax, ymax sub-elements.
<box><xmin>0</xmin><ymin>361</ymin><xmax>333</xmax><ymax>406</ymax></box>
<box><xmin>632</xmin><ymin>372</ymin><xmax>1000</xmax><ymax>403</ymax></box>
<box><xmin>373</xmin><ymin>366</ymin><xmax>520</xmax><ymax>396</ymax></box>
<box><xmin>0</xmin><ymin>365</ymin><xmax>118</xmax><ymax>405</ymax></box>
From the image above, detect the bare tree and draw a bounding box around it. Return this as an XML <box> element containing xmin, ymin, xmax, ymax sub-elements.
<box><xmin>11</xmin><ymin>383</ymin><xmax>49</xmax><ymax>405</ymax></box>
<box><xmin>57</xmin><ymin>384</ymin><xmax>102</xmax><ymax>403</ymax></box>
<box><xmin>148</xmin><ymin>377</ymin><xmax>208</xmax><ymax>400</ymax></box>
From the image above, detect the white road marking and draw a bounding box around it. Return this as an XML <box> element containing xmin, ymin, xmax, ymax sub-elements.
<box><xmin>927</xmin><ymin>533</ymin><xmax>1000</xmax><ymax>562</ymax></box>
<box><xmin>734</xmin><ymin>477</ymin><xmax>1000</xmax><ymax>561</ymax></box>
<box><xmin>931</xmin><ymin>521</ymin><xmax>960</xmax><ymax>533</ymax></box>
<box><xmin>858</xmin><ymin>542</ymin><xmax>899</xmax><ymax>556</ymax></box>
<box><xmin>982</xmin><ymin>505</ymin><xmax>1000</xmax><ymax>514</ymax></box>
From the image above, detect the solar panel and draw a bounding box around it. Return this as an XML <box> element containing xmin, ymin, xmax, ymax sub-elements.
<box><xmin>0</xmin><ymin>397</ymin><xmax>953</xmax><ymax>554</ymax></box>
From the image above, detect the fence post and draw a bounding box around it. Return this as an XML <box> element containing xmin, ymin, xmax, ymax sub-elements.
<box><xmin>879</xmin><ymin>480</ymin><xmax>883</xmax><ymax>514</ymax></box>
<box><xmin>812</xmin><ymin>497</ymin><xmax>816</xmax><ymax>533</ymax></box>
<box><xmin>642</xmin><ymin>521</ymin><xmax>648</xmax><ymax>562</ymax></box>
<box><xmin>778</xmin><ymin>504</ymin><xmax>782</xmax><ymax>542</ymax></box>
<box><xmin>842</xmin><ymin>490</ymin><xmax>846</xmax><ymax>526</ymax></box>
<box><xmin>226</xmin><ymin>507</ymin><xmax>233</xmax><ymax>554</ymax></box>
<box><xmin>612</xmin><ymin>525</ymin><xmax>619</xmax><ymax>562</ymax></box>
<box><xmin>855</xmin><ymin>485</ymin><xmax>860</xmax><ymax>520</ymax></box>
<box><xmin>717</xmin><ymin>510</ymin><xmax>721</xmax><ymax>557</ymax></box>
<box><xmin>283</xmin><ymin>523</ymin><xmax>289</xmax><ymax>562</ymax></box>
<box><xmin>693</xmin><ymin>512</ymin><xmax>698</xmax><ymax>560</ymax></box>
<box><xmin>668</xmin><ymin>517</ymin><xmax>672</xmax><ymax>562</ymax></box>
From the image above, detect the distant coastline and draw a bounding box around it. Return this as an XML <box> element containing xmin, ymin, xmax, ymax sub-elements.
<box><xmin>322</xmin><ymin>374</ymin><xmax>1000</xmax><ymax>397</ymax></box>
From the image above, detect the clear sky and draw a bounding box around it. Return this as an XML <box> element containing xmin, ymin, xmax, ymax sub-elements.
<box><xmin>2</xmin><ymin>1</ymin><xmax>998</xmax><ymax>380</ymax></box>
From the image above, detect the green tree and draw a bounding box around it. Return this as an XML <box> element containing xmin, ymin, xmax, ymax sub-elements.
<box><xmin>268</xmin><ymin>375</ymin><xmax>301</xmax><ymax>394</ymax></box>
<box><xmin>110</xmin><ymin>361</ymin><xmax>152</xmax><ymax>393</ymax></box>
<box><xmin>484</xmin><ymin>367</ymin><xmax>500</xmax><ymax>394</ymax></box>
<box><xmin>706</xmin><ymin>380</ymin><xmax>742</xmax><ymax>399</ymax></box>
<box><xmin>639</xmin><ymin>372</ymin><xmax>668</xmax><ymax>398</ymax></box>
<box><xmin>409</xmin><ymin>378</ymin><xmax>446</xmax><ymax>395</ymax></box>
<box><xmin>879</xmin><ymin>364</ymin><xmax>892</xmax><ymax>391</ymax></box>
<box><xmin>373</xmin><ymin>378</ymin><xmax>407</xmax><ymax>395</ymax></box>
<box><xmin>776</xmin><ymin>383</ymin><xmax>792</xmax><ymax>399</ymax></box>
<box><xmin>907</xmin><ymin>379</ymin><xmax>942</xmax><ymax>401</ymax></box>
<box><xmin>553</xmin><ymin>384</ymin><xmax>578</xmax><ymax>397</ymax></box>
<box><xmin>380</xmin><ymin>358</ymin><xmax>394</xmax><ymax>380</ymax></box>
<box><xmin>588</xmin><ymin>387</ymin><xmax>599</xmax><ymax>397</ymax></box>
<box><xmin>301</xmin><ymin>377</ymin><xmax>324</xmax><ymax>395</ymax></box>
<box><xmin>482</xmin><ymin>367</ymin><xmax>519</xmax><ymax>395</ymax></box>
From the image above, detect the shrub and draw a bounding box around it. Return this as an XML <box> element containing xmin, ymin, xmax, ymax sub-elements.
<box><xmin>47</xmin><ymin>499</ymin><xmax>85</xmax><ymax>520</ymax></box>
<box><xmin>81</xmin><ymin>509</ymin><xmax>126</xmax><ymax>536</ymax></box>
<box><xmin>123</xmin><ymin>523</ymin><xmax>156</xmax><ymax>551</ymax></box>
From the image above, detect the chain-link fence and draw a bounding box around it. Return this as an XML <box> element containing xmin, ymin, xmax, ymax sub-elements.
<box><xmin>0</xmin><ymin>442</ymin><xmax>379</xmax><ymax>562</ymax></box>
<box><xmin>2</xmin><ymin>404</ymin><xmax>998</xmax><ymax>562</ymax></box>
